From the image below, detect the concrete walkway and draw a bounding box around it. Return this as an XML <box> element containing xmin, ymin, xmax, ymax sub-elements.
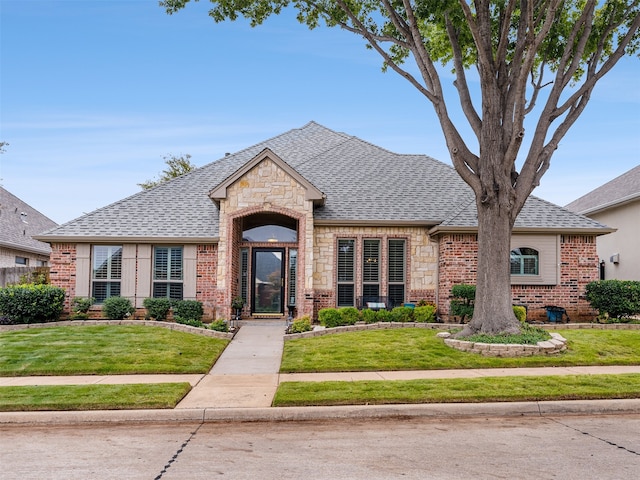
<box><xmin>176</xmin><ymin>322</ymin><xmax>286</xmax><ymax>409</ymax></box>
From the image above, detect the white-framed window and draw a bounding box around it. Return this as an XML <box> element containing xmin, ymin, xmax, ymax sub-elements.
<box><xmin>387</xmin><ymin>239</ymin><xmax>406</xmax><ymax>307</ymax></box>
<box><xmin>92</xmin><ymin>245</ymin><xmax>122</xmax><ymax>303</ymax></box>
<box><xmin>362</xmin><ymin>239</ymin><xmax>380</xmax><ymax>300</ymax></box>
<box><xmin>153</xmin><ymin>246</ymin><xmax>184</xmax><ymax>300</ymax></box>
<box><xmin>337</xmin><ymin>239</ymin><xmax>355</xmax><ymax>306</ymax></box>
<box><xmin>15</xmin><ymin>256</ymin><xmax>28</xmax><ymax>266</ymax></box>
<box><xmin>510</xmin><ymin>248</ymin><xmax>539</xmax><ymax>275</ymax></box>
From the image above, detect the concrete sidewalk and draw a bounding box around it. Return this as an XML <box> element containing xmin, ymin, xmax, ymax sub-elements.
<box><xmin>2</xmin><ymin>323</ymin><xmax>640</xmax><ymax>424</ymax></box>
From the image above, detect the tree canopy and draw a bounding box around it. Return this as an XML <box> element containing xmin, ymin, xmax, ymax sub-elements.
<box><xmin>161</xmin><ymin>0</ymin><xmax>639</xmax><ymax>334</ymax></box>
<box><xmin>138</xmin><ymin>153</ymin><xmax>196</xmax><ymax>190</ymax></box>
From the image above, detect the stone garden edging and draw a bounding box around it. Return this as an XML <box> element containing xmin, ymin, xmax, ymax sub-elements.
<box><xmin>440</xmin><ymin>332</ymin><xmax>567</xmax><ymax>357</ymax></box>
<box><xmin>0</xmin><ymin>319</ymin><xmax>235</xmax><ymax>340</ymax></box>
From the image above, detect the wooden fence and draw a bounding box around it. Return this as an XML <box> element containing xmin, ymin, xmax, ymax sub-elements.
<box><xmin>0</xmin><ymin>266</ymin><xmax>50</xmax><ymax>287</ymax></box>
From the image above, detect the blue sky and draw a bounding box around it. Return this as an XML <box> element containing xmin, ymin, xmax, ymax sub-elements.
<box><xmin>1</xmin><ymin>0</ymin><xmax>638</xmax><ymax>225</ymax></box>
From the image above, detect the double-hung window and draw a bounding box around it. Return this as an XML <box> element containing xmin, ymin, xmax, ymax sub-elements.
<box><xmin>92</xmin><ymin>245</ymin><xmax>122</xmax><ymax>303</ymax></box>
<box><xmin>153</xmin><ymin>246</ymin><xmax>184</xmax><ymax>300</ymax></box>
<box><xmin>387</xmin><ymin>239</ymin><xmax>406</xmax><ymax>307</ymax></box>
<box><xmin>510</xmin><ymin>248</ymin><xmax>539</xmax><ymax>275</ymax></box>
<box><xmin>337</xmin><ymin>239</ymin><xmax>355</xmax><ymax>306</ymax></box>
<box><xmin>362</xmin><ymin>239</ymin><xmax>380</xmax><ymax>300</ymax></box>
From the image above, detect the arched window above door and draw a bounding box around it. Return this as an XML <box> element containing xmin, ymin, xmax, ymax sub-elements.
<box><xmin>241</xmin><ymin>212</ymin><xmax>297</xmax><ymax>243</ymax></box>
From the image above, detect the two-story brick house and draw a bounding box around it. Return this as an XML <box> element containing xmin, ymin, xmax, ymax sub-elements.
<box><xmin>36</xmin><ymin>122</ymin><xmax>610</xmax><ymax>322</ymax></box>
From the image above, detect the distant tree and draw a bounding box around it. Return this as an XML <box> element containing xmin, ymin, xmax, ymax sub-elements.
<box><xmin>138</xmin><ymin>153</ymin><xmax>196</xmax><ymax>190</ymax></box>
<box><xmin>162</xmin><ymin>0</ymin><xmax>639</xmax><ymax>335</ymax></box>
<box><xmin>0</xmin><ymin>142</ymin><xmax>8</xmax><ymax>154</ymax></box>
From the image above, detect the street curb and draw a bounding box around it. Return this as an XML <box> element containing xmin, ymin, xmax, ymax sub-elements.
<box><xmin>2</xmin><ymin>399</ymin><xmax>640</xmax><ymax>425</ymax></box>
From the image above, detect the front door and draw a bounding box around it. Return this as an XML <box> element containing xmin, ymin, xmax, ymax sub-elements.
<box><xmin>251</xmin><ymin>248</ymin><xmax>284</xmax><ymax>315</ymax></box>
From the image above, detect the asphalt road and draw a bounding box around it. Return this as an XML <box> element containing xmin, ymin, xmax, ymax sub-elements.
<box><xmin>2</xmin><ymin>415</ymin><xmax>639</xmax><ymax>479</ymax></box>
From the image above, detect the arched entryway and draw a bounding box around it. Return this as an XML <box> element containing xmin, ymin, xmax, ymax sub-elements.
<box><xmin>233</xmin><ymin>212</ymin><xmax>299</xmax><ymax>319</ymax></box>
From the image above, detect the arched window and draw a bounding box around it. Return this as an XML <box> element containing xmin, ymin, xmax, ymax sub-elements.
<box><xmin>510</xmin><ymin>247</ymin><xmax>539</xmax><ymax>275</ymax></box>
<box><xmin>241</xmin><ymin>213</ymin><xmax>297</xmax><ymax>242</ymax></box>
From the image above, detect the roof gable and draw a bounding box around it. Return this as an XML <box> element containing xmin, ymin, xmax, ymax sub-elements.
<box><xmin>565</xmin><ymin>165</ymin><xmax>640</xmax><ymax>215</ymax></box>
<box><xmin>209</xmin><ymin>148</ymin><xmax>325</xmax><ymax>206</ymax></box>
<box><xmin>0</xmin><ymin>187</ymin><xmax>58</xmax><ymax>255</ymax></box>
<box><xmin>36</xmin><ymin>121</ymin><xmax>610</xmax><ymax>241</ymax></box>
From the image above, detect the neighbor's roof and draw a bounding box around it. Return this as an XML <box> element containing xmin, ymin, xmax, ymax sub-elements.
<box><xmin>565</xmin><ymin>164</ymin><xmax>640</xmax><ymax>215</ymax></box>
<box><xmin>0</xmin><ymin>187</ymin><xmax>58</xmax><ymax>255</ymax></box>
<box><xmin>37</xmin><ymin>121</ymin><xmax>609</xmax><ymax>242</ymax></box>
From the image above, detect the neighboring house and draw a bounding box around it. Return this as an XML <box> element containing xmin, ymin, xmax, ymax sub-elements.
<box><xmin>565</xmin><ymin>165</ymin><xmax>640</xmax><ymax>281</ymax></box>
<box><xmin>36</xmin><ymin>122</ymin><xmax>611</xmax><ymax>322</ymax></box>
<box><xmin>0</xmin><ymin>186</ymin><xmax>58</xmax><ymax>269</ymax></box>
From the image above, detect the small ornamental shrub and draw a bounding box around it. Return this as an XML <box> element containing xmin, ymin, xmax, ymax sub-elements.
<box><xmin>339</xmin><ymin>307</ymin><xmax>360</xmax><ymax>325</ymax></box>
<box><xmin>173</xmin><ymin>300</ymin><xmax>204</xmax><ymax>323</ymax></box>
<box><xmin>450</xmin><ymin>284</ymin><xmax>476</xmax><ymax>322</ymax></box>
<box><xmin>376</xmin><ymin>309</ymin><xmax>393</xmax><ymax>322</ymax></box>
<box><xmin>414</xmin><ymin>304</ymin><xmax>437</xmax><ymax>323</ymax></box>
<box><xmin>71</xmin><ymin>297</ymin><xmax>95</xmax><ymax>320</ymax></box>
<box><xmin>318</xmin><ymin>308</ymin><xmax>342</xmax><ymax>328</ymax></box>
<box><xmin>0</xmin><ymin>284</ymin><xmax>66</xmax><ymax>324</ymax></box>
<box><xmin>513</xmin><ymin>305</ymin><xmax>527</xmax><ymax>323</ymax></box>
<box><xmin>102</xmin><ymin>296</ymin><xmax>135</xmax><ymax>320</ymax></box>
<box><xmin>209</xmin><ymin>319</ymin><xmax>229</xmax><ymax>332</ymax></box>
<box><xmin>391</xmin><ymin>306</ymin><xmax>414</xmax><ymax>323</ymax></box>
<box><xmin>143</xmin><ymin>298</ymin><xmax>172</xmax><ymax>321</ymax></box>
<box><xmin>361</xmin><ymin>308</ymin><xmax>378</xmax><ymax>324</ymax></box>
<box><xmin>288</xmin><ymin>316</ymin><xmax>312</xmax><ymax>333</ymax></box>
<box><xmin>0</xmin><ymin>316</ymin><xmax>14</xmax><ymax>325</ymax></box>
<box><xmin>586</xmin><ymin>280</ymin><xmax>640</xmax><ymax>319</ymax></box>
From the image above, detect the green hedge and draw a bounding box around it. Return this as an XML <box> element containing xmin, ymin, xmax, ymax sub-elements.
<box><xmin>586</xmin><ymin>280</ymin><xmax>640</xmax><ymax>319</ymax></box>
<box><xmin>0</xmin><ymin>284</ymin><xmax>66</xmax><ymax>324</ymax></box>
<box><xmin>102</xmin><ymin>296</ymin><xmax>135</xmax><ymax>320</ymax></box>
<box><xmin>414</xmin><ymin>305</ymin><xmax>437</xmax><ymax>323</ymax></box>
<box><xmin>142</xmin><ymin>298</ymin><xmax>173</xmax><ymax>321</ymax></box>
<box><xmin>173</xmin><ymin>300</ymin><xmax>204</xmax><ymax>323</ymax></box>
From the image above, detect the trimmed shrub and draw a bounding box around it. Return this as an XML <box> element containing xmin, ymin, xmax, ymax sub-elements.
<box><xmin>450</xmin><ymin>284</ymin><xmax>476</xmax><ymax>322</ymax></box>
<box><xmin>288</xmin><ymin>316</ymin><xmax>312</xmax><ymax>333</ymax></box>
<box><xmin>102</xmin><ymin>296</ymin><xmax>135</xmax><ymax>320</ymax></box>
<box><xmin>70</xmin><ymin>297</ymin><xmax>95</xmax><ymax>320</ymax></box>
<box><xmin>0</xmin><ymin>284</ymin><xmax>66</xmax><ymax>324</ymax></box>
<box><xmin>318</xmin><ymin>308</ymin><xmax>342</xmax><ymax>328</ymax></box>
<box><xmin>361</xmin><ymin>308</ymin><xmax>378</xmax><ymax>324</ymax></box>
<box><xmin>414</xmin><ymin>304</ymin><xmax>437</xmax><ymax>323</ymax></box>
<box><xmin>376</xmin><ymin>309</ymin><xmax>393</xmax><ymax>322</ymax></box>
<box><xmin>391</xmin><ymin>306</ymin><xmax>414</xmax><ymax>322</ymax></box>
<box><xmin>173</xmin><ymin>300</ymin><xmax>204</xmax><ymax>323</ymax></box>
<box><xmin>586</xmin><ymin>280</ymin><xmax>640</xmax><ymax>319</ymax></box>
<box><xmin>339</xmin><ymin>307</ymin><xmax>360</xmax><ymax>325</ymax></box>
<box><xmin>209</xmin><ymin>319</ymin><xmax>229</xmax><ymax>332</ymax></box>
<box><xmin>0</xmin><ymin>316</ymin><xmax>15</xmax><ymax>325</ymax></box>
<box><xmin>513</xmin><ymin>305</ymin><xmax>527</xmax><ymax>323</ymax></box>
<box><xmin>143</xmin><ymin>298</ymin><xmax>172</xmax><ymax>321</ymax></box>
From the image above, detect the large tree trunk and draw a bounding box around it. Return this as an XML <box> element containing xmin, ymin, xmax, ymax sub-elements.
<box><xmin>459</xmin><ymin>196</ymin><xmax>522</xmax><ymax>336</ymax></box>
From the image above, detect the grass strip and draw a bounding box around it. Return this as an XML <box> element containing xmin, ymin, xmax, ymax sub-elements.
<box><xmin>0</xmin><ymin>383</ymin><xmax>192</xmax><ymax>412</ymax></box>
<box><xmin>0</xmin><ymin>325</ymin><xmax>228</xmax><ymax>376</ymax></box>
<box><xmin>273</xmin><ymin>374</ymin><xmax>640</xmax><ymax>407</ymax></box>
<box><xmin>280</xmin><ymin>329</ymin><xmax>640</xmax><ymax>373</ymax></box>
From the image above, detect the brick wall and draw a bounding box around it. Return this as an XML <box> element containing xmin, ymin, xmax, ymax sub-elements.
<box><xmin>49</xmin><ymin>243</ymin><xmax>77</xmax><ymax>313</ymax></box>
<box><xmin>438</xmin><ymin>233</ymin><xmax>598</xmax><ymax>322</ymax></box>
<box><xmin>196</xmin><ymin>244</ymin><xmax>218</xmax><ymax>321</ymax></box>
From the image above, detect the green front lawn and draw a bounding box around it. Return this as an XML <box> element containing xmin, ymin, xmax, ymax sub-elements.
<box><xmin>0</xmin><ymin>383</ymin><xmax>191</xmax><ymax>411</ymax></box>
<box><xmin>0</xmin><ymin>325</ymin><xmax>229</xmax><ymax>376</ymax></box>
<box><xmin>280</xmin><ymin>329</ymin><xmax>640</xmax><ymax>373</ymax></box>
<box><xmin>274</xmin><ymin>374</ymin><xmax>640</xmax><ymax>406</ymax></box>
